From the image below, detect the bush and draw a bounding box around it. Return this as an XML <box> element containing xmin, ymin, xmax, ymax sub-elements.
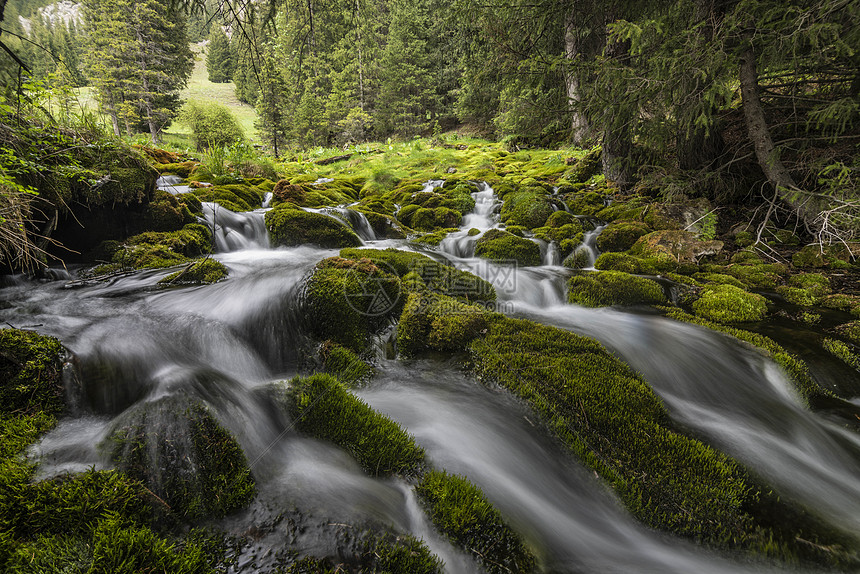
<box><xmin>178</xmin><ymin>100</ymin><xmax>245</xmax><ymax>151</ymax></box>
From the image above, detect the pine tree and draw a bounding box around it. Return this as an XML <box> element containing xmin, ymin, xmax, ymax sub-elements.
<box><xmin>206</xmin><ymin>24</ymin><xmax>235</xmax><ymax>83</ymax></box>
<box><xmin>82</xmin><ymin>0</ymin><xmax>193</xmax><ymax>142</ymax></box>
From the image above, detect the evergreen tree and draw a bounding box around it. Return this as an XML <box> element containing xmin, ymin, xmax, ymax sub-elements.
<box><xmin>82</xmin><ymin>0</ymin><xmax>193</xmax><ymax>142</ymax></box>
<box><xmin>206</xmin><ymin>24</ymin><xmax>235</xmax><ymax>83</ymax></box>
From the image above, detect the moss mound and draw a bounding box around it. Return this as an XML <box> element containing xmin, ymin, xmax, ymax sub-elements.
<box><xmin>339</xmin><ymin>248</ymin><xmax>496</xmax><ymax>303</ymax></box>
<box><xmin>568</xmin><ymin>271</ymin><xmax>666</xmax><ymax>307</ymax></box>
<box><xmin>108</xmin><ymin>396</ymin><xmax>256</xmax><ymax>519</ymax></box>
<box><xmin>776</xmin><ymin>273</ymin><xmax>831</xmax><ymax>306</ymax></box>
<box><xmin>474</xmin><ymin>229</ymin><xmax>541</xmax><ymax>266</ymax></box>
<box><xmin>594</xmin><ymin>252</ymin><xmax>657</xmax><ymax>274</ymax></box>
<box><xmin>94</xmin><ymin>223</ymin><xmax>212</xmax><ymax>273</ymax></box>
<box><xmin>415</xmin><ymin>470</ymin><xmax>536</xmax><ymax>574</ymax></box>
<box><xmin>397</xmin><ymin>292</ymin><xmax>492</xmax><ymax>356</ymax></box>
<box><xmin>822</xmin><ymin>338</ymin><xmax>860</xmax><ymax>371</ymax></box>
<box><xmin>833</xmin><ymin>321</ymin><xmax>860</xmax><ymax>344</ymax></box>
<box><xmin>304</xmin><ymin>257</ymin><xmax>402</xmax><ymax>352</ymax></box>
<box><xmin>285</xmin><ymin>374</ymin><xmax>425</xmax><ymax>476</ymax></box>
<box><xmin>692</xmin><ymin>285</ymin><xmax>768</xmax><ymax>323</ymax></box>
<box><xmin>595</xmin><ymin>220</ymin><xmax>652</xmax><ymax>253</ymax></box>
<box><xmin>284</xmin><ymin>532</ymin><xmax>442</xmax><ymax>574</ymax></box>
<box><xmin>630</xmin><ymin>229</ymin><xmax>723</xmax><ymax>264</ymax></box>
<box><xmin>501</xmin><ymin>191</ymin><xmax>554</xmax><ymax>229</ymax></box>
<box><xmin>158</xmin><ymin>258</ymin><xmax>228</xmax><ymax>286</ymax></box>
<box><xmin>319</xmin><ymin>341</ymin><xmax>373</xmax><ymax>387</ymax></box>
<box><xmin>0</xmin><ymin>329</ymin><xmax>66</xmax><ymax>416</ymax></box>
<box><xmin>792</xmin><ymin>244</ymin><xmax>855</xmax><ymax>269</ymax></box>
<box><xmin>266</xmin><ymin>204</ymin><xmax>362</xmax><ymax>248</ymax></box>
<box><xmin>144</xmin><ymin>190</ymin><xmax>198</xmax><ymax>232</ymax></box>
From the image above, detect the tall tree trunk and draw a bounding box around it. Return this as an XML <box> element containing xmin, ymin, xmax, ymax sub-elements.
<box><xmin>738</xmin><ymin>37</ymin><xmax>817</xmax><ymax>228</ymax></box>
<box><xmin>564</xmin><ymin>9</ymin><xmax>589</xmax><ymax>144</ymax></box>
<box><xmin>354</xmin><ymin>0</ymin><xmax>365</xmax><ymax>111</ymax></box>
<box><xmin>601</xmin><ymin>10</ymin><xmax>633</xmax><ymax>189</ymax></box>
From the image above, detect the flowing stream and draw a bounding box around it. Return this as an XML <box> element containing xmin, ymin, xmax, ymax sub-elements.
<box><xmin>2</xmin><ymin>182</ymin><xmax>858</xmax><ymax>572</ymax></box>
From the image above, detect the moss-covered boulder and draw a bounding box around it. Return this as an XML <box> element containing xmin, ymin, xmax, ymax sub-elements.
<box><xmin>415</xmin><ymin>470</ymin><xmax>536</xmax><ymax>574</ymax></box>
<box><xmin>284</xmin><ymin>374</ymin><xmax>425</xmax><ymax>476</ymax></box>
<box><xmin>339</xmin><ymin>248</ymin><xmax>496</xmax><ymax>303</ymax></box>
<box><xmin>93</xmin><ymin>223</ymin><xmax>212</xmax><ymax>274</ymax></box>
<box><xmin>304</xmin><ymin>257</ymin><xmax>402</xmax><ymax>352</ymax></box>
<box><xmin>272</xmin><ymin>179</ymin><xmax>307</xmax><ymax>205</ymax></box>
<box><xmin>397</xmin><ymin>292</ymin><xmax>492</xmax><ymax>356</ymax></box>
<box><xmin>158</xmin><ymin>257</ymin><xmax>228</xmax><ymax>286</ymax></box>
<box><xmin>191</xmin><ymin>183</ymin><xmax>264</xmax><ymax>212</ymax></box>
<box><xmin>266</xmin><ymin>204</ymin><xmax>362</xmax><ymax>248</ymax></box>
<box><xmin>474</xmin><ymin>229</ymin><xmax>541</xmax><ymax>267</ymax></box>
<box><xmin>595</xmin><ymin>220</ymin><xmax>651</xmax><ymax>253</ymax></box>
<box><xmin>630</xmin><ymin>230</ymin><xmax>723</xmax><ymax>264</ymax></box>
<box><xmin>563</xmin><ymin>146</ymin><xmax>601</xmax><ymax>183</ymax></box>
<box><xmin>107</xmin><ymin>396</ymin><xmax>255</xmax><ymax>519</ymax></box>
<box><xmin>501</xmin><ymin>191</ymin><xmax>554</xmax><ymax>229</ymax></box>
<box><xmin>143</xmin><ymin>190</ymin><xmax>197</xmax><ymax>232</ymax></box>
<box><xmin>691</xmin><ymin>285</ymin><xmax>768</xmax><ymax>323</ymax></box>
<box><xmin>319</xmin><ymin>341</ymin><xmax>373</xmax><ymax>387</ymax></box>
<box><xmin>792</xmin><ymin>243</ymin><xmax>857</xmax><ymax>269</ymax></box>
<box><xmin>723</xmin><ymin>262</ymin><xmax>787</xmax><ymax>291</ymax></box>
<box><xmin>594</xmin><ymin>252</ymin><xmax>657</xmax><ymax>274</ymax></box>
<box><xmin>568</xmin><ymin>271</ymin><xmax>666</xmax><ymax>307</ymax></box>
<box><xmin>0</xmin><ymin>329</ymin><xmax>66</xmax><ymax>416</ymax></box>
<box><xmin>776</xmin><ymin>273</ymin><xmax>831</xmax><ymax>306</ymax></box>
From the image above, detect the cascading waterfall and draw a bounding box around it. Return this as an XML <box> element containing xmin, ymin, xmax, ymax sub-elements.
<box><xmin>3</xmin><ymin>179</ymin><xmax>859</xmax><ymax>573</ymax></box>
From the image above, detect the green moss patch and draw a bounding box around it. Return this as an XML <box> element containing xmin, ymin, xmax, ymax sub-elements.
<box><xmin>397</xmin><ymin>292</ymin><xmax>492</xmax><ymax>356</ymax></box>
<box><xmin>594</xmin><ymin>252</ymin><xmax>657</xmax><ymax>274</ymax></box>
<box><xmin>0</xmin><ymin>329</ymin><xmax>65</xmax><ymax>417</ymax></box>
<box><xmin>469</xmin><ymin>317</ymin><xmax>758</xmax><ymax>545</ymax></box>
<box><xmin>474</xmin><ymin>229</ymin><xmax>541</xmax><ymax>266</ymax></box>
<box><xmin>415</xmin><ymin>470</ymin><xmax>536</xmax><ymax>574</ymax></box>
<box><xmin>159</xmin><ymin>258</ymin><xmax>228</xmax><ymax>286</ymax></box>
<box><xmin>339</xmin><ymin>248</ymin><xmax>495</xmax><ymax>303</ymax></box>
<box><xmin>304</xmin><ymin>257</ymin><xmax>402</xmax><ymax>352</ymax></box>
<box><xmin>319</xmin><ymin>341</ymin><xmax>373</xmax><ymax>387</ymax></box>
<box><xmin>266</xmin><ymin>204</ymin><xmax>362</xmax><ymax>248</ymax></box>
<box><xmin>144</xmin><ymin>190</ymin><xmax>198</xmax><ymax>232</ymax></box>
<box><xmin>792</xmin><ymin>244</ymin><xmax>855</xmax><ymax>269</ymax></box>
<box><xmin>776</xmin><ymin>273</ymin><xmax>831</xmax><ymax>307</ymax></box>
<box><xmin>93</xmin><ymin>223</ymin><xmax>213</xmax><ymax>274</ymax></box>
<box><xmin>285</xmin><ymin>374</ymin><xmax>425</xmax><ymax>476</ymax></box>
<box><xmin>595</xmin><ymin>220</ymin><xmax>652</xmax><ymax>253</ymax></box>
<box><xmin>821</xmin><ymin>294</ymin><xmax>860</xmax><ymax>317</ymax></box>
<box><xmin>822</xmin><ymin>338</ymin><xmax>860</xmax><ymax>371</ymax></box>
<box><xmin>833</xmin><ymin>321</ymin><xmax>860</xmax><ymax>344</ymax></box>
<box><xmin>691</xmin><ymin>285</ymin><xmax>768</xmax><ymax>323</ymax></box>
<box><xmin>108</xmin><ymin>396</ymin><xmax>256</xmax><ymax>519</ymax></box>
<box><xmin>568</xmin><ymin>271</ymin><xmax>666</xmax><ymax>307</ymax></box>
<box><xmin>501</xmin><ymin>191</ymin><xmax>554</xmax><ymax>229</ymax></box>
<box><xmin>285</xmin><ymin>532</ymin><xmax>442</xmax><ymax>574</ymax></box>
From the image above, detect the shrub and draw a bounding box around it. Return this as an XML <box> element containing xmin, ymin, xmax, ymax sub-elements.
<box><xmin>178</xmin><ymin>100</ymin><xmax>245</xmax><ymax>151</ymax></box>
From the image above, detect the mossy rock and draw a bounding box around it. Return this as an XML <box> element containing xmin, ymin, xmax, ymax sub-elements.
<box><xmin>568</xmin><ymin>271</ymin><xmax>666</xmax><ymax>307</ymax></box>
<box><xmin>397</xmin><ymin>292</ymin><xmax>492</xmax><ymax>356</ymax></box>
<box><xmin>284</xmin><ymin>374</ymin><xmax>425</xmax><ymax>476</ymax></box>
<box><xmin>405</xmin><ymin>206</ymin><xmax>462</xmax><ymax>232</ymax></box>
<box><xmin>564</xmin><ymin>146</ymin><xmax>601</xmax><ymax>183</ymax></box>
<box><xmin>595</xmin><ymin>221</ymin><xmax>652</xmax><ymax>253</ymax></box>
<box><xmin>545</xmin><ymin>210</ymin><xmax>579</xmax><ymax>228</ymax></box>
<box><xmin>775</xmin><ymin>272</ymin><xmax>831</xmax><ymax>307</ymax></box>
<box><xmin>284</xmin><ymin>533</ymin><xmax>442</xmax><ymax>574</ymax></box>
<box><xmin>564</xmin><ymin>191</ymin><xmax>605</xmax><ymax>217</ymax></box>
<box><xmin>474</xmin><ymin>229</ymin><xmax>541</xmax><ymax>267</ymax></box>
<box><xmin>469</xmin><ymin>316</ymin><xmax>759</xmax><ymax>545</ymax></box>
<box><xmin>272</xmin><ymin>180</ymin><xmax>307</xmax><ymax>205</ymax></box>
<box><xmin>339</xmin><ymin>248</ymin><xmax>496</xmax><ymax>303</ymax></box>
<box><xmin>158</xmin><ymin>258</ymin><xmax>228</xmax><ymax>286</ymax></box>
<box><xmin>594</xmin><ymin>252</ymin><xmax>657</xmax><ymax>275</ymax></box>
<box><xmin>792</xmin><ymin>244</ymin><xmax>856</xmax><ymax>269</ymax></box>
<box><xmin>143</xmin><ymin>190</ymin><xmax>196</xmax><ymax>232</ymax></box>
<box><xmin>0</xmin><ymin>329</ymin><xmax>65</xmax><ymax>416</ymax></box>
<box><xmin>158</xmin><ymin>161</ymin><xmax>198</xmax><ymax>178</ymax></box>
<box><xmin>821</xmin><ymin>294</ymin><xmax>860</xmax><ymax>317</ymax></box>
<box><xmin>532</xmin><ymin>222</ymin><xmax>584</xmax><ymax>247</ymax></box>
<box><xmin>500</xmin><ymin>191</ymin><xmax>554</xmax><ymax>229</ymax></box>
<box><xmin>724</xmin><ymin>263</ymin><xmax>787</xmax><ymax>291</ymax></box>
<box><xmin>415</xmin><ymin>470</ymin><xmax>536</xmax><ymax>574</ymax></box>
<box><xmin>191</xmin><ymin>186</ymin><xmax>256</xmax><ymax>211</ymax></box>
<box><xmin>692</xmin><ymin>272</ymin><xmax>746</xmax><ymax>289</ymax></box>
<box><xmin>833</xmin><ymin>321</ymin><xmax>860</xmax><ymax>344</ymax></box>
<box><xmin>629</xmin><ymin>229</ymin><xmax>723</xmax><ymax>264</ymax></box>
<box><xmin>107</xmin><ymin>395</ymin><xmax>255</xmax><ymax>519</ymax></box>
<box><xmin>822</xmin><ymin>338</ymin><xmax>860</xmax><ymax>371</ymax></box>
<box><xmin>691</xmin><ymin>285</ymin><xmax>768</xmax><ymax>323</ymax></box>
<box><xmin>266</xmin><ymin>204</ymin><xmax>362</xmax><ymax>248</ymax></box>
<box><xmin>102</xmin><ymin>223</ymin><xmax>212</xmax><ymax>272</ymax></box>
<box><xmin>319</xmin><ymin>341</ymin><xmax>373</xmax><ymax>387</ymax></box>
<box><xmin>304</xmin><ymin>257</ymin><xmax>402</xmax><ymax>352</ymax></box>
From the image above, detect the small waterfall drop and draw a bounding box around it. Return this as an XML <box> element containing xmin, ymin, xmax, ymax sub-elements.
<box><xmin>439</xmin><ymin>182</ymin><xmax>500</xmax><ymax>258</ymax></box>
<box><xmin>201</xmin><ymin>202</ymin><xmax>270</xmax><ymax>251</ymax></box>
<box><xmin>303</xmin><ymin>207</ymin><xmax>377</xmax><ymax>242</ymax></box>
<box><xmin>156</xmin><ymin>175</ymin><xmax>191</xmax><ymax>195</ymax></box>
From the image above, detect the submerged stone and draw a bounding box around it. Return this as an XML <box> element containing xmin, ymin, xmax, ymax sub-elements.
<box><xmin>107</xmin><ymin>395</ymin><xmax>255</xmax><ymax>519</ymax></box>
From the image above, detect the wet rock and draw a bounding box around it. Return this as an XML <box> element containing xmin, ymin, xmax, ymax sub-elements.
<box><xmin>630</xmin><ymin>229</ymin><xmax>723</xmax><ymax>264</ymax></box>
